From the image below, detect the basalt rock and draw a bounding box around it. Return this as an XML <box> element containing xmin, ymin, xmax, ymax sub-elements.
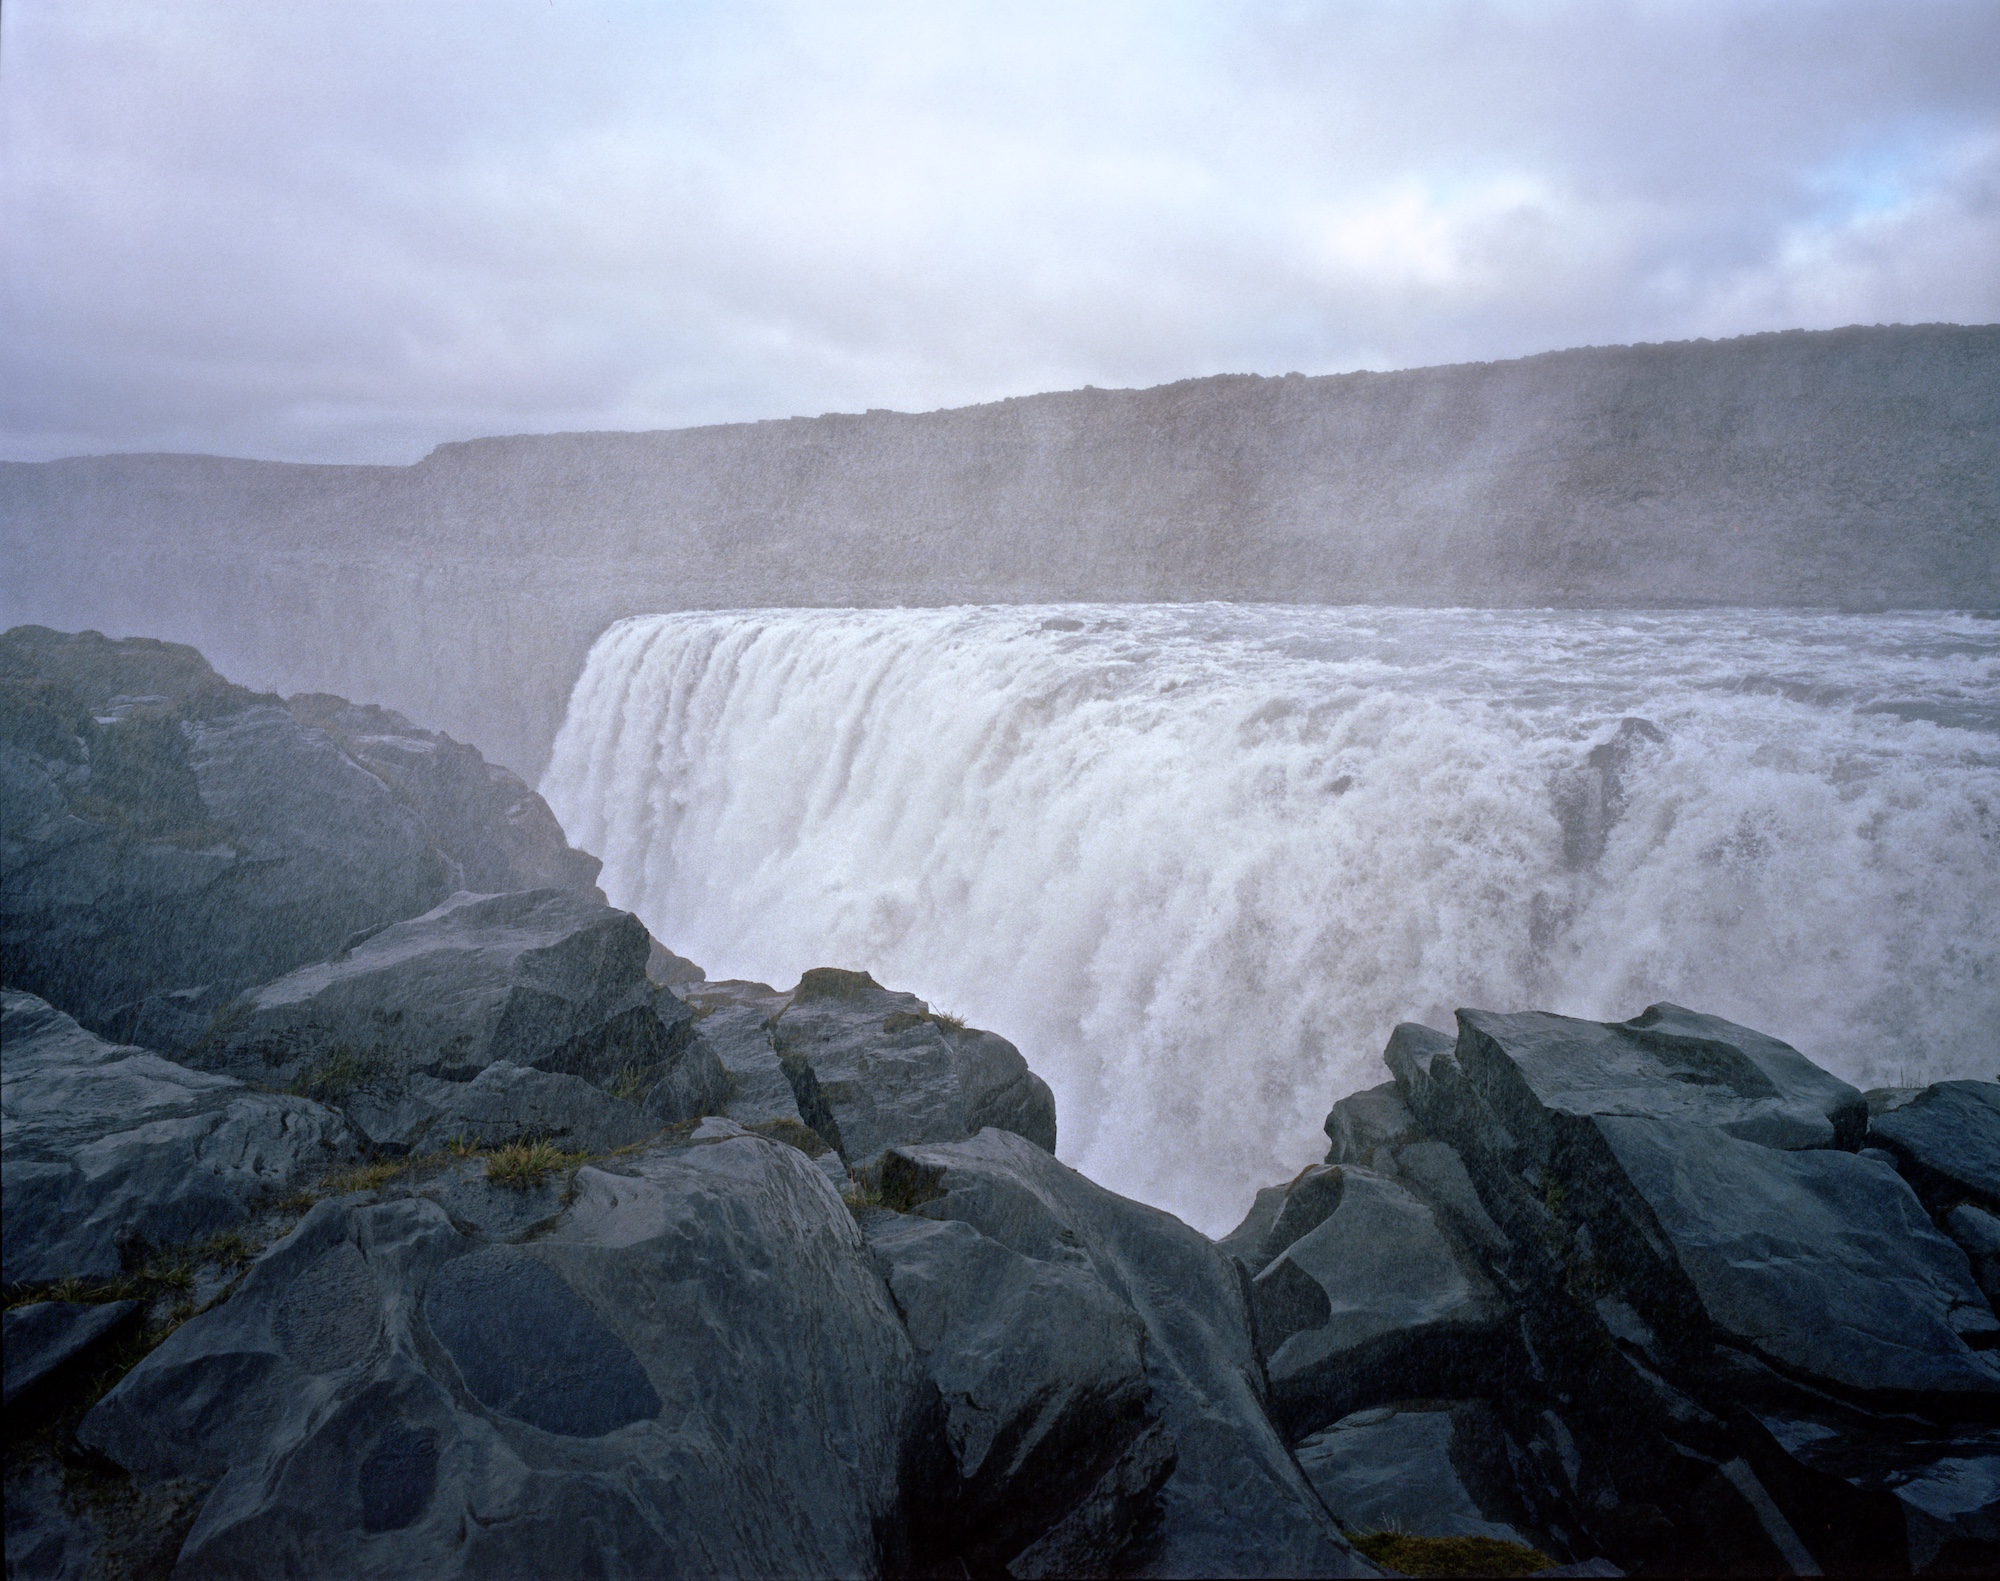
<box><xmin>860</xmin><ymin>1206</ymin><xmax>1158</xmax><ymax>1572</ymax></box>
<box><xmin>770</xmin><ymin>968</ymin><xmax>1057</xmax><ymax>1160</ymax></box>
<box><xmin>193</xmin><ymin>888</ymin><xmax>724</xmax><ymax>1119</ymax></box>
<box><xmin>859</xmin><ymin>1128</ymin><xmax>1377</xmax><ymax>1578</ymax></box>
<box><xmin>283</xmin><ymin>692</ymin><xmax>602</xmax><ymax>897</ymax></box>
<box><xmin>2</xmin><ymin>1297</ymin><xmax>144</xmax><ymax>1411</ymax></box>
<box><xmin>0</xmin><ymin>628</ymin><xmax>601</xmax><ymax>1045</ymax></box>
<box><xmin>1581</xmin><ymin>1114</ymin><xmax>1999</xmax><ymax>1402</ymax></box>
<box><xmin>681</xmin><ymin>978</ymin><xmax>811</xmax><ymax>1130</ymax></box>
<box><xmin>1294</xmin><ymin>1402</ymin><xmax>1547</xmax><ymax>1550</ymax></box>
<box><xmin>1865</xmin><ymin>1080</ymin><xmax>2000</xmax><ymax>1214</ymax></box>
<box><xmin>1</xmin><ymin>990</ymin><xmax>353</xmax><ymax>1286</ymax></box>
<box><xmin>339</xmin><ymin>1062</ymin><xmax>656</xmax><ymax>1157</ymax></box>
<box><xmin>1248</xmin><ymin>1166</ymin><xmax>1515</xmax><ymax>1437</ymax></box>
<box><xmin>76</xmin><ymin>1128</ymin><xmax>931</xmax><ymax>1580</ymax></box>
<box><xmin>1440</xmin><ymin>1003</ymin><xmax>1868</xmax><ymax>1153</ymax></box>
<box><xmin>1288</xmin><ymin>1001</ymin><xmax>2000</xmax><ymax>1577</ymax></box>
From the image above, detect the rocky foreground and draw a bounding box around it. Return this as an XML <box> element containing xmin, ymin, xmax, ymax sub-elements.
<box><xmin>4</xmin><ymin>628</ymin><xmax>1997</xmax><ymax>1579</ymax></box>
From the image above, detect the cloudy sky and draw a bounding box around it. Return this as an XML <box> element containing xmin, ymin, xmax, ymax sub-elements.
<box><xmin>3</xmin><ymin>0</ymin><xmax>1995</xmax><ymax>464</ymax></box>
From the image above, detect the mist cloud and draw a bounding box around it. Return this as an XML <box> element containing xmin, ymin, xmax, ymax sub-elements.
<box><xmin>3</xmin><ymin>0</ymin><xmax>1995</xmax><ymax>463</ymax></box>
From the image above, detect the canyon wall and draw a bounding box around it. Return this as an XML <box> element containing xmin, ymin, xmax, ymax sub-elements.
<box><xmin>3</xmin><ymin>323</ymin><xmax>1994</xmax><ymax>776</ymax></box>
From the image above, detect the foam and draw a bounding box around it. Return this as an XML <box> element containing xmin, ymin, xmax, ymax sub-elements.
<box><xmin>542</xmin><ymin>605</ymin><xmax>2000</xmax><ymax>1233</ymax></box>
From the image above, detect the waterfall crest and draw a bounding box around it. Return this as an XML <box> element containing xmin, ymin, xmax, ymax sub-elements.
<box><xmin>542</xmin><ymin>604</ymin><xmax>2000</xmax><ymax>1232</ymax></box>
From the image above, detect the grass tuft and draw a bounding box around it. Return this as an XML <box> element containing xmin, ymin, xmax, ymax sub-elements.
<box><xmin>928</xmin><ymin>1009</ymin><xmax>968</xmax><ymax>1033</ymax></box>
<box><xmin>199</xmin><ymin>1229</ymin><xmax>259</xmax><ymax>1270</ymax></box>
<box><xmin>484</xmin><ymin>1140</ymin><xmax>584</xmax><ymax>1189</ymax></box>
<box><xmin>1348</xmin><ymin>1532</ymin><xmax>1552</xmax><ymax>1578</ymax></box>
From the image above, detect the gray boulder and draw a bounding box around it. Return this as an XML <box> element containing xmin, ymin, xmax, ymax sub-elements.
<box><xmin>196</xmin><ymin>889</ymin><xmax>725</xmax><ymax>1119</ymax></box>
<box><xmin>1250</xmin><ymin>1166</ymin><xmax>1514</xmax><ymax>1436</ymax></box>
<box><xmin>1586</xmin><ymin>1115</ymin><xmax>2000</xmax><ymax>1402</ymax></box>
<box><xmin>341</xmin><ymin>1062</ymin><xmax>654</xmax><ymax>1157</ymax></box>
<box><xmin>1381</xmin><ymin>1007</ymin><xmax>1998</xmax><ymax>1407</ymax></box>
<box><xmin>1220</xmin><ymin>1164</ymin><xmax>1349</xmax><ymax>1279</ymax></box>
<box><xmin>861</xmin><ymin>1128</ymin><xmax>1377</xmax><ymax>1577</ymax></box>
<box><xmin>1</xmin><ymin>991</ymin><xmax>353</xmax><ymax>1285</ymax></box>
<box><xmin>77</xmin><ymin>1127</ymin><xmax>930</xmax><ymax>1579</ymax></box>
<box><xmin>1322</xmin><ymin>1078</ymin><xmax>1421</xmax><ymax>1167</ymax></box>
<box><xmin>283</xmin><ymin>693</ymin><xmax>602</xmax><ymax>895</ymax></box>
<box><xmin>0</xmin><ymin>628</ymin><xmax>600</xmax><ymax>1044</ymax></box>
<box><xmin>861</xmin><ymin>1208</ymin><xmax>1156</xmax><ymax>1570</ymax></box>
<box><xmin>1321</xmin><ymin>1002</ymin><xmax>2000</xmax><ymax>1574</ymax></box>
<box><xmin>1946</xmin><ymin>1204</ymin><xmax>2000</xmax><ymax>1309</ymax></box>
<box><xmin>1865</xmin><ymin>1080</ymin><xmax>2000</xmax><ymax>1212</ymax></box>
<box><xmin>1216</xmin><ymin>1183</ymin><xmax>1288</xmax><ymax>1272</ymax></box>
<box><xmin>1295</xmin><ymin>1402</ymin><xmax>1543</xmax><ymax>1549</ymax></box>
<box><xmin>1448</xmin><ymin>1004</ymin><xmax>1867</xmax><ymax>1153</ymax></box>
<box><xmin>682</xmin><ymin>978</ymin><xmax>810</xmax><ymax>1129</ymax></box>
<box><xmin>1736</xmin><ymin>1403</ymin><xmax>2000</xmax><ymax>1577</ymax></box>
<box><xmin>645</xmin><ymin>937</ymin><xmax>705</xmax><ymax>988</ymax></box>
<box><xmin>2</xmin><ymin>1298</ymin><xmax>143</xmax><ymax>1410</ymax></box>
<box><xmin>772</xmin><ymin>968</ymin><xmax>1057</xmax><ymax>1160</ymax></box>
<box><xmin>1006</xmin><ymin>1421</ymin><xmax>1180</xmax><ymax>1581</ymax></box>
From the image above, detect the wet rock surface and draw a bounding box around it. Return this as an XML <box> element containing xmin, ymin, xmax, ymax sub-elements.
<box><xmin>1294</xmin><ymin>1402</ymin><xmax>1542</xmax><ymax>1548</ymax></box>
<box><xmin>194</xmin><ymin>887</ymin><xmax>720</xmax><ymax>1107</ymax></box>
<box><xmin>9</xmin><ymin>633</ymin><xmax>1998</xmax><ymax>1579</ymax></box>
<box><xmin>1</xmin><ymin>628</ymin><xmax>600</xmax><ymax>1047</ymax></box>
<box><xmin>772</xmin><ymin>968</ymin><xmax>1058</xmax><ymax>1161</ymax></box>
<box><xmin>1251</xmin><ymin>1165</ymin><xmax>1514</xmax><ymax>1436</ymax></box>
<box><xmin>340</xmin><ymin>1060</ymin><xmax>656</xmax><ymax>1157</ymax></box>
<box><xmin>2</xmin><ymin>1299</ymin><xmax>144</xmax><ymax>1411</ymax></box>
<box><xmin>2</xmin><ymin>990</ymin><xmax>353</xmax><ymax>1285</ymax></box>
<box><xmin>1227</xmin><ymin>1001</ymin><xmax>2000</xmax><ymax>1577</ymax></box>
<box><xmin>1866</xmin><ymin>1079</ymin><xmax>2000</xmax><ymax>1211</ymax></box>
<box><xmin>74</xmin><ymin>1133</ymin><xmax>930</xmax><ymax>1580</ymax></box>
<box><xmin>862</xmin><ymin>1129</ymin><xmax>1376</xmax><ymax>1578</ymax></box>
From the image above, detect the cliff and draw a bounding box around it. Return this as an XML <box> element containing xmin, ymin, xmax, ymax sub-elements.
<box><xmin>4</xmin><ymin>634</ymin><xmax>1997</xmax><ymax>1578</ymax></box>
<box><xmin>4</xmin><ymin>323</ymin><xmax>1995</xmax><ymax>776</ymax></box>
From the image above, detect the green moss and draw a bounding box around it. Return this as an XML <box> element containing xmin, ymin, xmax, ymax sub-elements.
<box><xmin>1349</xmin><ymin>1531</ymin><xmax>1553</xmax><ymax>1577</ymax></box>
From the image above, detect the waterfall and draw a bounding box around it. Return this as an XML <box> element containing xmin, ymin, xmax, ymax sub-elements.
<box><xmin>542</xmin><ymin>604</ymin><xmax>2000</xmax><ymax>1233</ymax></box>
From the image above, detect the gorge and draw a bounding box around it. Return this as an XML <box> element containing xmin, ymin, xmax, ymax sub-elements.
<box><xmin>4</xmin><ymin>324</ymin><xmax>1995</xmax><ymax>780</ymax></box>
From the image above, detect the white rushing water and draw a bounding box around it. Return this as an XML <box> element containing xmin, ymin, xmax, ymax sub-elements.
<box><xmin>542</xmin><ymin>605</ymin><xmax>2000</xmax><ymax>1234</ymax></box>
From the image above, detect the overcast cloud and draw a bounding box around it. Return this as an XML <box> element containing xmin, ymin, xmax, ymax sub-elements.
<box><xmin>2</xmin><ymin>0</ymin><xmax>1996</xmax><ymax>463</ymax></box>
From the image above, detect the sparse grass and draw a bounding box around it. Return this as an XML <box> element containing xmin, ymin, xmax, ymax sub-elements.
<box><xmin>271</xmin><ymin>1187</ymin><xmax>321</xmax><ymax>1217</ymax></box>
<box><xmin>199</xmin><ymin>1229</ymin><xmax>259</xmax><ymax>1271</ymax></box>
<box><xmin>608</xmin><ymin>1062</ymin><xmax>653</xmax><ymax>1103</ymax></box>
<box><xmin>1348</xmin><ymin>1532</ymin><xmax>1552</xmax><ymax>1578</ymax></box>
<box><xmin>320</xmin><ymin>1158</ymin><xmax>408</xmax><ymax>1197</ymax></box>
<box><xmin>5</xmin><ymin>1274</ymin><xmax>136</xmax><ymax>1310</ymax></box>
<box><xmin>284</xmin><ymin>1046</ymin><xmax>386</xmax><ymax>1106</ymax></box>
<box><xmin>445</xmin><ymin>1132</ymin><xmax>481</xmax><ymax>1157</ymax></box>
<box><xmin>928</xmin><ymin>1009</ymin><xmax>968</xmax><ymax>1033</ymax></box>
<box><xmin>748</xmin><ymin>1117</ymin><xmax>831</xmax><ymax>1159</ymax></box>
<box><xmin>484</xmin><ymin>1140</ymin><xmax>584</xmax><ymax>1189</ymax></box>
